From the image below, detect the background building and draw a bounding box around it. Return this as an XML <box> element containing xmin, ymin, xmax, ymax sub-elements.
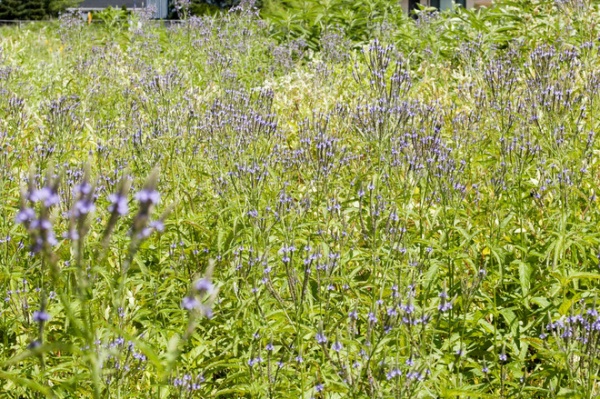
<box><xmin>401</xmin><ymin>0</ymin><xmax>493</xmax><ymax>12</ymax></box>
<box><xmin>77</xmin><ymin>0</ymin><xmax>169</xmax><ymax>18</ymax></box>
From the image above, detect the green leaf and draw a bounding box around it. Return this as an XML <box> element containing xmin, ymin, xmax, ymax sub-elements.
<box><xmin>515</xmin><ymin>260</ymin><xmax>531</xmax><ymax>296</ymax></box>
<box><xmin>0</xmin><ymin>370</ymin><xmax>52</xmax><ymax>396</ymax></box>
<box><xmin>565</xmin><ymin>272</ymin><xmax>600</xmax><ymax>282</ymax></box>
<box><xmin>442</xmin><ymin>388</ymin><xmax>497</xmax><ymax>398</ymax></box>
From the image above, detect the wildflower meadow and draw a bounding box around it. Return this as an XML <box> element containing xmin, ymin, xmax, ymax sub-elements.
<box><xmin>1</xmin><ymin>0</ymin><xmax>600</xmax><ymax>397</ymax></box>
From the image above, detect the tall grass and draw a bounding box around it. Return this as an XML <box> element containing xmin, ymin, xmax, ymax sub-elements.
<box><xmin>1</xmin><ymin>0</ymin><xmax>600</xmax><ymax>397</ymax></box>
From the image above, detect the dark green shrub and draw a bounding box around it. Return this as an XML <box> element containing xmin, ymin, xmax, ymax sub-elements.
<box><xmin>0</xmin><ymin>0</ymin><xmax>81</xmax><ymax>20</ymax></box>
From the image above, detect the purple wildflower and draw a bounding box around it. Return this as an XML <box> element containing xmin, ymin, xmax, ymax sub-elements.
<box><xmin>386</xmin><ymin>368</ymin><xmax>401</xmax><ymax>380</ymax></box>
<box><xmin>150</xmin><ymin>220</ymin><xmax>164</xmax><ymax>232</ymax></box>
<box><xmin>30</xmin><ymin>187</ymin><xmax>59</xmax><ymax>207</ymax></box>
<box><xmin>108</xmin><ymin>193</ymin><xmax>128</xmax><ymax>216</ymax></box>
<box><xmin>135</xmin><ymin>188</ymin><xmax>160</xmax><ymax>205</ymax></box>
<box><xmin>181</xmin><ymin>296</ymin><xmax>199</xmax><ymax>310</ymax></box>
<box><xmin>75</xmin><ymin>199</ymin><xmax>95</xmax><ymax>215</ymax></box>
<box><xmin>33</xmin><ymin>310</ymin><xmax>50</xmax><ymax>323</ymax></box>
<box><xmin>316</xmin><ymin>332</ymin><xmax>328</xmax><ymax>344</ymax></box>
<box><xmin>194</xmin><ymin>278</ymin><xmax>214</xmax><ymax>294</ymax></box>
<box><xmin>332</xmin><ymin>341</ymin><xmax>343</xmax><ymax>352</ymax></box>
<box><xmin>15</xmin><ymin>208</ymin><xmax>35</xmax><ymax>224</ymax></box>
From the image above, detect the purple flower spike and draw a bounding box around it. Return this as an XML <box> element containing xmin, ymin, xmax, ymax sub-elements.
<box><xmin>181</xmin><ymin>296</ymin><xmax>199</xmax><ymax>310</ymax></box>
<box><xmin>200</xmin><ymin>304</ymin><xmax>213</xmax><ymax>319</ymax></box>
<box><xmin>108</xmin><ymin>194</ymin><xmax>128</xmax><ymax>216</ymax></box>
<box><xmin>149</xmin><ymin>220</ymin><xmax>165</xmax><ymax>232</ymax></box>
<box><xmin>76</xmin><ymin>182</ymin><xmax>92</xmax><ymax>195</ymax></box>
<box><xmin>31</xmin><ymin>187</ymin><xmax>59</xmax><ymax>207</ymax></box>
<box><xmin>194</xmin><ymin>278</ymin><xmax>214</xmax><ymax>294</ymax></box>
<box><xmin>135</xmin><ymin>189</ymin><xmax>160</xmax><ymax>206</ymax></box>
<box><xmin>316</xmin><ymin>332</ymin><xmax>328</xmax><ymax>344</ymax></box>
<box><xmin>16</xmin><ymin>208</ymin><xmax>35</xmax><ymax>224</ymax></box>
<box><xmin>33</xmin><ymin>310</ymin><xmax>50</xmax><ymax>323</ymax></box>
<box><xmin>75</xmin><ymin>199</ymin><xmax>95</xmax><ymax>215</ymax></box>
<box><xmin>30</xmin><ymin>218</ymin><xmax>52</xmax><ymax>231</ymax></box>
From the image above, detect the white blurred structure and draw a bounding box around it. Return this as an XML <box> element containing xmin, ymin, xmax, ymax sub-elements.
<box><xmin>146</xmin><ymin>0</ymin><xmax>168</xmax><ymax>18</ymax></box>
<box><xmin>73</xmin><ymin>0</ymin><xmax>169</xmax><ymax>18</ymax></box>
<box><xmin>400</xmin><ymin>0</ymin><xmax>493</xmax><ymax>12</ymax></box>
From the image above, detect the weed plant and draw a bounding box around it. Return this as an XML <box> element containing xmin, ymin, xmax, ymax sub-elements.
<box><xmin>1</xmin><ymin>0</ymin><xmax>600</xmax><ymax>397</ymax></box>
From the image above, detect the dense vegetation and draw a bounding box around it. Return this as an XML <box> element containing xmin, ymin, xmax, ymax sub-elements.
<box><xmin>0</xmin><ymin>0</ymin><xmax>79</xmax><ymax>20</ymax></box>
<box><xmin>1</xmin><ymin>0</ymin><xmax>600</xmax><ymax>397</ymax></box>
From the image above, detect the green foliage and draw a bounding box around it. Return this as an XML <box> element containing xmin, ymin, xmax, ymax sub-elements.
<box><xmin>189</xmin><ymin>1</ymin><xmax>222</xmax><ymax>16</ymax></box>
<box><xmin>1</xmin><ymin>0</ymin><xmax>600</xmax><ymax>397</ymax></box>
<box><xmin>260</xmin><ymin>0</ymin><xmax>409</xmax><ymax>48</ymax></box>
<box><xmin>0</xmin><ymin>0</ymin><xmax>21</xmax><ymax>19</ymax></box>
<box><xmin>22</xmin><ymin>0</ymin><xmax>46</xmax><ymax>20</ymax></box>
<box><xmin>47</xmin><ymin>0</ymin><xmax>82</xmax><ymax>16</ymax></box>
<box><xmin>93</xmin><ymin>6</ymin><xmax>129</xmax><ymax>28</ymax></box>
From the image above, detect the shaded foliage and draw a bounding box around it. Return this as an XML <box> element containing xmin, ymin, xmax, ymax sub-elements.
<box><xmin>0</xmin><ymin>0</ymin><xmax>81</xmax><ymax>20</ymax></box>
